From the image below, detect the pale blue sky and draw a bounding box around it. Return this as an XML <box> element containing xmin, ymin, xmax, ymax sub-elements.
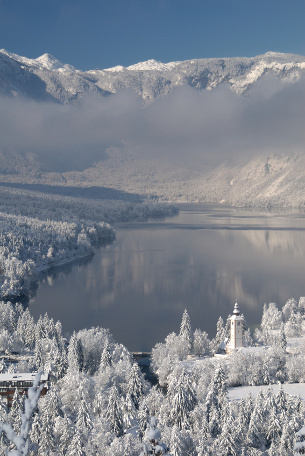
<box><xmin>0</xmin><ymin>0</ymin><xmax>304</xmax><ymax>70</ymax></box>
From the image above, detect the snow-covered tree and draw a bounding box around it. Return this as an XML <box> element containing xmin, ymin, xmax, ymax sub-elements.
<box><xmin>127</xmin><ymin>362</ymin><xmax>145</xmax><ymax>410</ymax></box>
<box><xmin>100</xmin><ymin>339</ymin><xmax>112</xmax><ymax>369</ymax></box>
<box><xmin>294</xmin><ymin>425</ymin><xmax>305</xmax><ymax>455</ymax></box>
<box><xmin>205</xmin><ymin>366</ymin><xmax>228</xmax><ymax>437</ymax></box>
<box><xmin>179</xmin><ymin>309</ymin><xmax>192</xmax><ymax>352</ymax></box>
<box><xmin>168</xmin><ymin>368</ymin><xmax>197</xmax><ymax>430</ymax></box>
<box><xmin>106</xmin><ymin>386</ymin><xmax>124</xmax><ymax>437</ymax></box>
<box><xmin>210</xmin><ymin>317</ymin><xmax>226</xmax><ymax>354</ymax></box>
<box><xmin>192</xmin><ymin>329</ymin><xmax>210</xmax><ymax>356</ymax></box>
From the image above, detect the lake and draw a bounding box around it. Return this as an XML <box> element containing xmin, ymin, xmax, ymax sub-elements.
<box><xmin>29</xmin><ymin>204</ymin><xmax>305</xmax><ymax>352</ymax></box>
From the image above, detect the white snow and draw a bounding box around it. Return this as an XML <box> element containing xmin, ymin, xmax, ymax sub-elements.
<box><xmin>0</xmin><ymin>372</ymin><xmax>48</xmax><ymax>382</ymax></box>
<box><xmin>228</xmin><ymin>382</ymin><xmax>305</xmax><ymax>402</ymax></box>
<box><xmin>126</xmin><ymin>59</ymin><xmax>181</xmax><ymax>71</ymax></box>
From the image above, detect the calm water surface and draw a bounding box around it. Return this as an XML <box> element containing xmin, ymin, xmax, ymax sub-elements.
<box><xmin>29</xmin><ymin>204</ymin><xmax>305</xmax><ymax>351</ymax></box>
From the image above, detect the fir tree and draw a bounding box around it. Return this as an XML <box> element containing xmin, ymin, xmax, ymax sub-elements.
<box><xmin>122</xmin><ymin>392</ymin><xmax>137</xmax><ymax>430</ymax></box>
<box><xmin>211</xmin><ymin>317</ymin><xmax>226</xmax><ymax>353</ymax></box>
<box><xmin>127</xmin><ymin>362</ymin><xmax>145</xmax><ymax>410</ymax></box>
<box><xmin>67</xmin><ymin>332</ymin><xmax>80</xmax><ymax>373</ymax></box>
<box><xmin>106</xmin><ymin>386</ymin><xmax>124</xmax><ymax>437</ymax></box>
<box><xmin>58</xmin><ymin>416</ymin><xmax>74</xmax><ymax>456</ymax></box>
<box><xmin>38</xmin><ymin>410</ymin><xmax>56</xmax><ymax>455</ymax></box>
<box><xmin>66</xmin><ymin>428</ymin><xmax>85</xmax><ymax>456</ymax></box>
<box><xmin>29</xmin><ymin>413</ymin><xmax>42</xmax><ymax>454</ymax></box>
<box><xmin>100</xmin><ymin>339</ymin><xmax>112</xmax><ymax>369</ymax></box>
<box><xmin>216</xmin><ymin>414</ymin><xmax>238</xmax><ymax>456</ymax></box>
<box><xmin>170</xmin><ymin>425</ymin><xmax>184</xmax><ymax>456</ymax></box>
<box><xmin>10</xmin><ymin>388</ymin><xmax>22</xmax><ymax>434</ymax></box>
<box><xmin>179</xmin><ymin>309</ymin><xmax>192</xmax><ymax>352</ymax></box>
<box><xmin>246</xmin><ymin>391</ymin><xmax>266</xmax><ymax>450</ymax></box>
<box><xmin>76</xmin><ymin>396</ymin><xmax>93</xmax><ymax>444</ymax></box>
<box><xmin>294</xmin><ymin>425</ymin><xmax>305</xmax><ymax>455</ymax></box>
<box><xmin>76</xmin><ymin>338</ymin><xmax>84</xmax><ymax>372</ymax></box>
<box><xmin>138</xmin><ymin>399</ymin><xmax>150</xmax><ymax>440</ymax></box>
<box><xmin>205</xmin><ymin>366</ymin><xmax>228</xmax><ymax>437</ymax></box>
<box><xmin>169</xmin><ymin>369</ymin><xmax>197</xmax><ymax>430</ymax></box>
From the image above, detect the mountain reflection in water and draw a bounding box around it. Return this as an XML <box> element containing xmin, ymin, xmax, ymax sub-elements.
<box><xmin>29</xmin><ymin>204</ymin><xmax>305</xmax><ymax>352</ymax></box>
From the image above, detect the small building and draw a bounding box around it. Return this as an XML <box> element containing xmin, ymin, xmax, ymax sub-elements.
<box><xmin>227</xmin><ymin>302</ymin><xmax>244</xmax><ymax>352</ymax></box>
<box><xmin>0</xmin><ymin>372</ymin><xmax>49</xmax><ymax>408</ymax></box>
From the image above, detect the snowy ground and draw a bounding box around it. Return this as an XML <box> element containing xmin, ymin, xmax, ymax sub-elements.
<box><xmin>228</xmin><ymin>383</ymin><xmax>305</xmax><ymax>402</ymax></box>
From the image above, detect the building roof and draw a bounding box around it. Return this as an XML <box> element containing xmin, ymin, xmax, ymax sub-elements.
<box><xmin>230</xmin><ymin>302</ymin><xmax>243</xmax><ymax>320</ymax></box>
<box><xmin>0</xmin><ymin>372</ymin><xmax>48</xmax><ymax>382</ymax></box>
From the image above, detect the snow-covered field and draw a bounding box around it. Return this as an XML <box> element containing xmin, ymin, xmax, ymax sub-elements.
<box><xmin>228</xmin><ymin>383</ymin><xmax>305</xmax><ymax>402</ymax></box>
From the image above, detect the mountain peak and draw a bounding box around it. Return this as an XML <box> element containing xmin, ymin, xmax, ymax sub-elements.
<box><xmin>126</xmin><ymin>59</ymin><xmax>181</xmax><ymax>71</ymax></box>
<box><xmin>35</xmin><ymin>53</ymin><xmax>75</xmax><ymax>71</ymax></box>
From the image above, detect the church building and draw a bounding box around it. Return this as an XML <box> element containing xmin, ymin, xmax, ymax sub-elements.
<box><xmin>227</xmin><ymin>302</ymin><xmax>244</xmax><ymax>352</ymax></box>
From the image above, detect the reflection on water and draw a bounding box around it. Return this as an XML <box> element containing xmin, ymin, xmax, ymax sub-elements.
<box><xmin>29</xmin><ymin>204</ymin><xmax>305</xmax><ymax>351</ymax></box>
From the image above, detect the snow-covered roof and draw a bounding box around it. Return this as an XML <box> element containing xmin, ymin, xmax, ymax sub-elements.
<box><xmin>0</xmin><ymin>372</ymin><xmax>48</xmax><ymax>382</ymax></box>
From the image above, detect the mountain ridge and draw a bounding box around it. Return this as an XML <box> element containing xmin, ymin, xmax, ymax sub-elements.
<box><xmin>1</xmin><ymin>49</ymin><xmax>304</xmax><ymax>103</ymax></box>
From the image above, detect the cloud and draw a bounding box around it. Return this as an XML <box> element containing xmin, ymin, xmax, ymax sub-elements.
<box><xmin>0</xmin><ymin>75</ymin><xmax>304</xmax><ymax>173</ymax></box>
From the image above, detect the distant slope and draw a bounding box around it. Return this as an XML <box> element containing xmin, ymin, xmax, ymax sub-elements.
<box><xmin>0</xmin><ymin>150</ymin><xmax>303</xmax><ymax>208</ymax></box>
<box><xmin>75</xmin><ymin>152</ymin><xmax>305</xmax><ymax>208</ymax></box>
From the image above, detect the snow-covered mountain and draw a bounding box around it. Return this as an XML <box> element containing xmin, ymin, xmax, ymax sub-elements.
<box><xmin>1</xmin><ymin>49</ymin><xmax>305</xmax><ymax>102</ymax></box>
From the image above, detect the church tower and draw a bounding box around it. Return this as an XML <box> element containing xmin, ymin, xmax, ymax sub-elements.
<box><xmin>228</xmin><ymin>302</ymin><xmax>244</xmax><ymax>350</ymax></box>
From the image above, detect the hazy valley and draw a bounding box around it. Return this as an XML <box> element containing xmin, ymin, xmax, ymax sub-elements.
<box><xmin>0</xmin><ymin>49</ymin><xmax>304</xmax><ymax>208</ymax></box>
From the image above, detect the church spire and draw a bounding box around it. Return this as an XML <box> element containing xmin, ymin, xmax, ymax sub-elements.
<box><xmin>233</xmin><ymin>302</ymin><xmax>240</xmax><ymax>316</ymax></box>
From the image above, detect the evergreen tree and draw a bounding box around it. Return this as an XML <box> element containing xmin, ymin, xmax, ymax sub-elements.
<box><xmin>33</xmin><ymin>339</ymin><xmax>44</xmax><ymax>371</ymax></box>
<box><xmin>59</xmin><ymin>416</ymin><xmax>74</xmax><ymax>456</ymax></box>
<box><xmin>122</xmin><ymin>392</ymin><xmax>137</xmax><ymax>430</ymax></box>
<box><xmin>10</xmin><ymin>388</ymin><xmax>22</xmax><ymax>434</ymax></box>
<box><xmin>294</xmin><ymin>425</ymin><xmax>305</xmax><ymax>455</ymax></box>
<box><xmin>179</xmin><ymin>309</ymin><xmax>192</xmax><ymax>351</ymax></box>
<box><xmin>216</xmin><ymin>414</ymin><xmax>238</xmax><ymax>456</ymax></box>
<box><xmin>38</xmin><ymin>410</ymin><xmax>56</xmax><ymax>456</ymax></box>
<box><xmin>84</xmin><ymin>349</ymin><xmax>96</xmax><ymax>375</ymax></box>
<box><xmin>43</xmin><ymin>386</ymin><xmax>64</xmax><ymax>421</ymax></box>
<box><xmin>127</xmin><ymin>362</ymin><xmax>145</xmax><ymax>409</ymax></box>
<box><xmin>246</xmin><ymin>391</ymin><xmax>266</xmax><ymax>450</ymax></box>
<box><xmin>92</xmin><ymin>391</ymin><xmax>104</xmax><ymax>417</ymax></box>
<box><xmin>211</xmin><ymin>317</ymin><xmax>226</xmax><ymax>353</ymax></box>
<box><xmin>67</xmin><ymin>332</ymin><xmax>80</xmax><ymax>373</ymax></box>
<box><xmin>266</xmin><ymin>407</ymin><xmax>282</xmax><ymax>448</ymax></box>
<box><xmin>29</xmin><ymin>413</ymin><xmax>42</xmax><ymax>454</ymax></box>
<box><xmin>66</xmin><ymin>428</ymin><xmax>85</xmax><ymax>456</ymax></box>
<box><xmin>76</xmin><ymin>338</ymin><xmax>84</xmax><ymax>372</ymax></box>
<box><xmin>17</xmin><ymin>309</ymin><xmax>35</xmax><ymax>349</ymax></box>
<box><xmin>138</xmin><ymin>399</ymin><xmax>150</xmax><ymax>440</ymax></box>
<box><xmin>205</xmin><ymin>366</ymin><xmax>228</xmax><ymax>437</ymax></box>
<box><xmin>106</xmin><ymin>386</ymin><xmax>124</xmax><ymax>437</ymax></box>
<box><xmin>76</xmin><ymin>396</ymin><xmax>93</xmax><ymax>444</ymax></box>
<box><xmin>169</xmin><ymin>369</ymin><xmax>197</xmax><ymax>430</ymax></box>
<box><xmin>170</xmin><ymin>425</ymin><xmax>184</xmax><ymax>456</ymax></box>
<box><xmin>100</xmin><ymin>339</ymin><xmax>112</xmax><ymax>369</ymax></box>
